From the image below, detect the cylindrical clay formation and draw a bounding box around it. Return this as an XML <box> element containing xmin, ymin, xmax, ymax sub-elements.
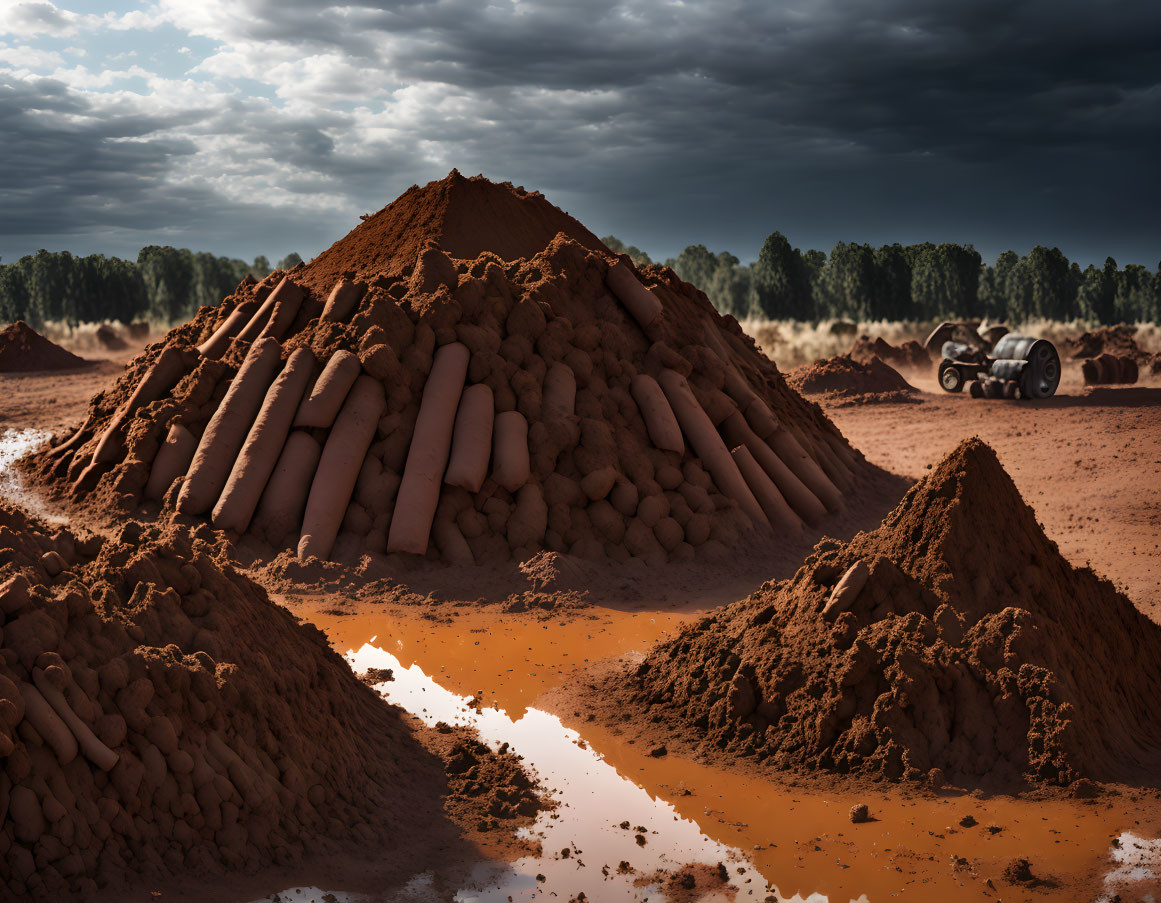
<box><xmin>320</xmin><ymin>278</ymin><xmax>363</xmax><ymax>323</ymax></box>
<box><xmin>720</xmin><ymin>411</ymin><xmax>826</xmax><ymax>525</ymax></box>
<box><xmin>298</xmin><ymin>376</ymin><xmax>386</xmax><ymax>560</ymax></box>
<box><xmin>769</xmin><ymin>427</ymin><xmax>843</xmax><ymax>512</ymax></box>
<box><xmin>492</xmin><ymin>411</ymin><xmax>530</xmax><ymax>493</ymax></box>
<box><xmin>444</xmin><ymin>383</ymin><xmax>494</xmax><ymax>493</ymax></box>
<box><xmin>20</xmin><ymin>682</ymin><xmax>77</xmax><ymax>765</ymax></box>
<box><xmin>177</xmin><ymin>337</ymin><xmax>283</xmax><ymax>515</ymax></box>
<box><xmin>197</xmin><ymin>300</ymin><xmax>258</xmax><ymax>359</ymax></box>
<box><xmin>213</xmin><ymin>347</ymin><xmax>315</xmax><ymax>533</ymax></box>
<box><xmin>630</xmin><ymin>374</ymin><xmax>684</xmax><ymax>453</ymax></box>
<box><xmin>606</xmin><ymin>261</ymin><xmax>662</xmax><ymax>329</ymax></box>
<box><xmin>91</xmin><ymin>346</ymin><xmax>189</xmax><ymax>465</ymax></box>
<box><xmin>656</xmin><ymin>369</ymin><xmax>768</xmax><ymax>527</ymax></box>
<box><xmin>542</xmin><ymin>362</ymin><xmax>576</xmax><ymax>418</ymax></box>
<box><xmin>294</xmin><ymin>350</ymin><xmax>361</xmax><ymax>429</ymax></box>
<box><xmin>252</xmin><ymin>431</ymin><xmax>321</xmax><ymax>545</ymax></box>
<box><xmin>258</xmin><ymin>276</ymin><xmax>305</xmax><ymax>340</ymax></box>
<box><xmin>236</xmin><ymin>277</ymin><xmax>301</xmax><ymax>343</ymax></box>
<box><xmin>387</xmin><ymin>343</ymin><xmax>471</xmax><ymax>555</ymax></box>
<box><xmin>144</xmin><ymin>423</ymin><xmax>198</xmax><ymax>501</ymax></box>
<box><xmin>33</xmin><ymin>668</ymin><xmax>118</xmax><ymax>771</ymax></box>
<box><xmin>731</xmin><ymin>445</ymin><xmax>803</xmax><ymax>533</ymax></box>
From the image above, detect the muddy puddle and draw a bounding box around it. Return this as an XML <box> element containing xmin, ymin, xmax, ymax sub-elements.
<box><xmin>0</xmin><ymin>427</ymin><xmax>65</xmax><ymax>523</ymax></box>
<box><xmin>287</xmin><ymin>608</ymin><xmax>1161</xmax><ymax>903</ymax></box>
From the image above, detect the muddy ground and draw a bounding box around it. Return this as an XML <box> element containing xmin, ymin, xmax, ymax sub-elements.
<box><xmin>1</xmin><ymin>345</ymin><xmax>1159</xmax><ymax>902</ymax></box>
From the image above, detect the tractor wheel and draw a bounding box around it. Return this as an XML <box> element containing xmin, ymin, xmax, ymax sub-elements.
<box><xmin>969</xmin><ymin>381</ymin><xmax>985</xmax><ymax>398</ymax></box>
<box><xmin>938</xmin><ymin>361</ymin><xmax>965</xmax><ymax>393</ymax></box>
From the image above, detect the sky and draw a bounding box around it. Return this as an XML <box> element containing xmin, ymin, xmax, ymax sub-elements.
<box><xmin>1</xmin><ymin>0</ymin><xmax>1158</xmax><ymax>268</ymax></box>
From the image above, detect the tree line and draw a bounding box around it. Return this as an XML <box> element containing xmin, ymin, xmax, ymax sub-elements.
<box><xmin>604</xmin><ymin>235</ymin><xmax>1160</xmax><ymax>325</ymax></box>
<box><xmin>0</xmin><ymin>248</ymin><xmax>303</xmax><ymax>328</ymax></box>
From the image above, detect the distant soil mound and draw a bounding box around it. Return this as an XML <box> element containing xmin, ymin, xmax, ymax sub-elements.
<box><xmin>29</xmin><ymin>172</ymin><xmax>863</xmax><ymax>570</ymax></box>
<box><xmin>0</xmin><ymin>322</ymin><xmax>90</xmax><ymax>373</ymax></box>
<box><xmin>0</xmin><ymin>503</ymin><xmax>462</xmax><ymax>899</ymax></box>
<box><xmin>848</xmin><ymin>335</ymin><xmax>930</xmax><ymax>371</ymax></box>
<box><xmin>1063</xmin><ymin>326</ymin><xmax>1142</xmax><ymax>360</ymax></box>
<box><xmin>621</xmin><ymin>439</ymin><xmax>1161</xmax><ymax>788</ymax></box>
<box><xmin>788</xmin><ymin>355</ymin><xmax>919</xmax><ymax>406</ymax></box>
<box><xmin>1082</xmin><ymin>354</ymin><xmax>1138</xmax><ymax>385</ymax></box>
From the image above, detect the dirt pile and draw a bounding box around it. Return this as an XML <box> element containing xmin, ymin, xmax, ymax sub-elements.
<box><xmin>622</xmin><ymin>439</ymin><xmax>1161</xmax><ymax>788</ymax></box>
<box><xmin>0</xmin><ymin>503</ymin><xmax>460</xmax><ymax>899</ymax></box>
<box><xmin>848</xmin><ymin>335</ymin><xmax>930</xmax><ymax>371</ymax></box>
<box><xmin>28</xmin><ymin>172</ymin><xmax>863</xmax><ymax>568</ymax></box>
<box><xmin>1081</xmin><ymin>354</ymin><xmax>1138</xmax><ymax>385</ymax></box>
<box><xmin>787</xmin><ymin>355</ymin><xmax>919</xmax><ymax>406</ymax></box>
<box><xmin>0</xmin><ymin>322</ymin><xmax>90</xmax><ymax>373</ymax></box>
<box><xmin>1063</xmin><ymin>326</ymin><xmax>1143</xmax><ymax>360</ymax></box>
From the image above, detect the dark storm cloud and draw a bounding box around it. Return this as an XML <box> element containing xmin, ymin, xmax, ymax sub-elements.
<box><xmin>2</xmin><ymin>0</ymin><xmax>1159</xmax><ymax>264</ymax></box>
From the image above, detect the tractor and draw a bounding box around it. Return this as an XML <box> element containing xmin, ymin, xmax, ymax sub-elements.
<box><xmin>925</xmin><ymin>321</ymin><xmax>1061</xmax><ymax>399</ymax></box>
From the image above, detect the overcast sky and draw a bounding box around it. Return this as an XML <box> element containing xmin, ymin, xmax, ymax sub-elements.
<box><xmin>1</xmin><ymin>0</ymin><xmax>1158</xmax><ymax>268</ymax></box>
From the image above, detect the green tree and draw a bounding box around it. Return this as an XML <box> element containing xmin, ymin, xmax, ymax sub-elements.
<box><xmin>276</xmin><ymin>252</ymin><xmax>304</xmax><ymax>271</ymax></box>
<box><xmin>600</xmin><ymin>235</ymin><xmax>653</xmax><ymax>267</ymax></box>
<box><xmin>752</xmin><ymin>231</ymin><xmax>814</xmax><ymax>319</ymax></box>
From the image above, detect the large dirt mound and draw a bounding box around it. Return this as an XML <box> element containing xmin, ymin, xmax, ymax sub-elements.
<box><xmin>788</xmin><ymin>355</ymin><xmax>918</xmax><ymax>406</ymax></box>
<box><xmin>0</xmin><ymin>322</ymin><xmax>90</xmax><ymax>373</ymax></box>
<box><xmin>1062</xmin><ymin>326</ymin><xmax>1143</xmax><ymax>360</ymax></box>
<box><xmin>0</xmin><ymin>503</ymin><xmax>455</xmax><ymax>899</ymax></box>
<box><xmin>625</xmin><ymin>439</ymin><xmax>1161</xmax><ymax>788</ymax></box>
<box><xmin>27</xmin><ymin>172</ymin><xmax>864</xmax><ymax>569</ymax></box>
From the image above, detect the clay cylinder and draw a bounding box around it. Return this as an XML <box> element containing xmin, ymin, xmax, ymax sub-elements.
<box><xmin>252</xmin><ymin>431</ymin><xmax>321</xmax><ymax>545</ymax></box>
<box><xmin>542</xmin><ymin>363</ymin><xmax>577</xmax><ymax>418</ymax></box>
<box><xmin>294</xmin><ymin>350</ymin><xmax>361</xmax><ymax>429</ymax></box>
<box><xmin>721</xmin><ymin>411</ymin><xmax>826</xmax><ymax>525</ymax></box>
<box><xmin>144</xmin><ymin>424</ymin><xmax>197</xmax><ymax>501</ymax></box>
<box><xmin>387</xmin><ymin>343</ymin><xmax>471</xmax><ymax>555</ymax></box>
<box><xmin>444</xmin><ymin>383</ymin><xmax>495</xmax><ymax>493</ymax></box>
<box><xmin>656</xmin><ymin>369</ymin><xmax>767</xmax><ymax>526</ymax></box>
<box><xmin>21</xmin><ymin>682</ymin><xmax>77</xmax><ymax>765</ymax></box>
<box><xmin>745</xmin><ymin>397</ymin><xmax>780</xmax><ymax>440</ymax></box>
<box><xmin>824</xmin><ymin>560</ymin><xmax>869</xmax><ymax>619</ymax></box>
<box><xmin>631</xmin><ymin>374</ymin><xmax>684</xmax><ymax>453</ymax></box>
<box><xmin>769</xmin><ymin>427</ymin><xmax>843</xmax><ymax>513</ymax></box>
<box><xmin>33</xmin><ymin>668</ymin><xmax>118</xmax><ymax>771</ymax></box>
<box><xmin>606</xmin><ymin>261</ymin><xmax>662</xmax><ymax>329</ymax></box>
<box><xmin>731</xmin><ymin>445</ymin><xmax>803</xmax><ymax>534</ymax></box>
<box><xmin>237</xmin><ymin>277</ymin><xmax>301</xmax><ymax>343</ymax></box>
<box><xmin>213</xmin><ymin>347</ymin><xmax>315</xmax><ymax>533</ymax></box>
<box><xmin>320</xmin><ymin>278</ymin><xmax>363</xmax><ymax>323</ymax></box>
<box><xmin>177</xmin><ymin>337</ymin><xmax>283</xmax><ymax>515</ymax></box>
<box><xmin>258</xmin><ymin>278</ymin><xmax>305</xmax><ymax>341</ymax></box>
<box><xmin>298</xmin><ymin>376</ymin><xmax>386</xmax><ymax>560</ymax></box>
<box><xmin>92</xmin><ymin>346</ymin><xmax>189</xmax><ymax>465</ymax></box>
<box><xmin>197</xmin><ymin>300</ymin><xmax>258</xmax><ymax>359</ymax></box>
<box><xmin>492</xmin><ymin>411</ymin><xmax>530</xmax><ymax>493</ymax></box>
<box><xmin>432</xmin><ymin>519</ymin><xmax>474</xmax><ymax>565</ymax></box>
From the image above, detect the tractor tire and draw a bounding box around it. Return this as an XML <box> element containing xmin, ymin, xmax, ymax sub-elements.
<box><xmin>938</xmin><ymin>361</ymin><xmax>965</xmax><ymax>393</ymax></box>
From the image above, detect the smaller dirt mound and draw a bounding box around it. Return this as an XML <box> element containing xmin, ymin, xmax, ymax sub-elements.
<box><xmin>1082</xmin><ymin>354</ymin><xmax>1138</xmax><ymax>385</ymax></box>
<box><xmin>848</xmin><ymin>335</ymin><xmax>930</xmax><ymax>371</ymax></box>
<box><xmin>0</xmin><ymin>322</ymin><xmax>90</xmax><ymax>373</ymax></box>
<box><xmin>1063</xmin><ymin>326</ymin><xmax>1142</xmax><ymax>360</ymax></box>
<box><xmin>619</xmin><ymin>439</ymin><xmax>1161</xmax><ymax>789</ymax></box>
<box><xmin>788</xmin><ymin>355</ymin><xmax>919</xmax><ymax>406</ymax></box>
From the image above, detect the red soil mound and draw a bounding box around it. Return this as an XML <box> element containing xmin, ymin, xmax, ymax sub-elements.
<box><xmin>28</xmin><ymin>173</ymin><xmax>863</xmax><ymax>570</ymax></box>
<box><xmin>300</xmin><ymin>170</ymin><xmax>610</xmax><ymax>295</ymax></box>
<box><xmin>788</xmin><ymin>355</ymin><xmax>918</xmax><ymax>406</ymax></box>
<box><xmin>1063</xmin><ymin>326</ymin><xmax>1142</xmax><ymax>360</ymax></box>
<box><xmin>622</xmin><ymin>439</ymin><xmax>1161</xmax><ymax>788</ymax></box>
<box><xmin>0</xmin><ymin>504</ymin><xmax>467</xmax><ymax>899</ymax></box>
<box><xmin>0</xmin><ymin>322</ymin><xmax>90</xmax><ymax>373</ymax></box>
<box><xmin>848</xmin><ymin>335</ymin><xmax>930</xmax><ymax>371</ymax></box>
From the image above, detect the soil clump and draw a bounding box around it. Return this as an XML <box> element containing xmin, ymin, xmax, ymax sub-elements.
<box><xmin>611</xmin><ymin>438</ymin><xmax>1161</xmax><ymax>789</ymax></box>
<box><xmin>0</xmin><ymin>322</ymin><xmax>91</xmax><ymax>373</ymax></box>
